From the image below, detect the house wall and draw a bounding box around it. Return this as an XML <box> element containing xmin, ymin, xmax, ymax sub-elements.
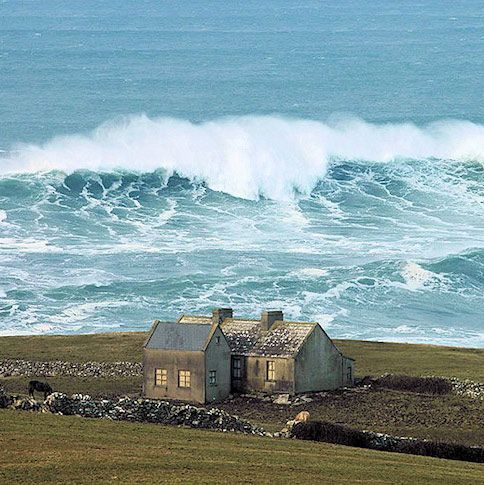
<box><xmin>204</xmin><ymin>326</ymin><xmax>231</xmax><ymax>402</ymax></box>
<box><xmin>240</xmin><ymin>356</ymin><xmax>295</xmax><ymax>394</ymax></box>
<box><xmin>143</xmin><ymin>349</ymin><xmax>205</xmax><ymax>403</ymax></box>
<box><xmin>294</xmin><ymin>326</ymin><xmax>349</xmax><ymax>393</ymax></box>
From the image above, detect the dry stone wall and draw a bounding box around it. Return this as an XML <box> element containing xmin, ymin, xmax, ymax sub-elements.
<box><xmin>0</xmin><ymin>388</ymin><xmax>266</xmax><ymax>436</ymax></box>
<box><xmin>0</xmin><ymin>359</ymin><xmax>142</xmax><ymax>378</ymax></box>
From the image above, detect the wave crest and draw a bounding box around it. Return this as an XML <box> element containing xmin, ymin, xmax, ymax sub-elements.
<box><xmin>2</xmin><ymin>115</ymin><xmax>484</xmax><ymax>200</ymax></box>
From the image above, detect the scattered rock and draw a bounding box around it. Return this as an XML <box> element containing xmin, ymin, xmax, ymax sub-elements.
<box><xmin>273</xmin><ymin>394</ymin><xmax>290</xmax><ymax>405</ymax></box>
<box><xmin>12</xmin><ymin>396</ymin><xmax>42</xmax><ymax>412</ymax></box>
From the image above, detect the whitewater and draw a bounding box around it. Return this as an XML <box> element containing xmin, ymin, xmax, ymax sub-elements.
<box><xmin>3</xmin><ymin>115</ymin><xmax>484</xmax><ymax>201</ymax></box>
<box><xmin>0</xmin><ymin>115</ymin><xmax>483</xmax><ymax>345</ymax></box>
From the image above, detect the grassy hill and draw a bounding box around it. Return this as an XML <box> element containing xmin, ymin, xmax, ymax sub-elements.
<box><xmin>1</xmin><ymin>410</ymin><xmax>483</xmax><ymax>484</ymax></box>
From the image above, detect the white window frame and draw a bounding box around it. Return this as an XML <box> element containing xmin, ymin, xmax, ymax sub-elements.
<box><xmin>178</xmin><ymin>369</ymin><xmax>191</xmax><ymax>388</ymax></box>
<box><xmin>155</xmin><ymin>368</ymin><xmax>167</xmax><ymax>386</ymax></box>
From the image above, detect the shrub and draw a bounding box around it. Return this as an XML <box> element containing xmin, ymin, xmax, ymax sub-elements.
<box><xmin>373</xmin><ymin>374</ymin><xmax>453</xmax><ymax>395</ymax></box>
<box><xmin>290</xmin><ymin>421</ymin><xmax>484</xmax><ymax>463</ymax></box>
<box><xmin>291</xmin><ymin>421</ymin><xmax>371</xmax><ymax>448</ymax></box>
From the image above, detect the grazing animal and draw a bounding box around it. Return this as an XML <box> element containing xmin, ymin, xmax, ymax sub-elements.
<box><xmin>294</xmin><ymin>411</ymin><xmax>310</xmax><ymax>422</ymax></box>
<box><xmin>28</xmin><ymin>380</ymin><xmax>53</xmax><ymax>400</ymax></box>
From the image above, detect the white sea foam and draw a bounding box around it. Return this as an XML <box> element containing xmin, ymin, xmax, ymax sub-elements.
<box><xmin>401</xmin><ymin>262</ymin><xmax>443</xmax><ymax>291</ymax></box>
<box><xmin>296</xmin><ymin>268</ymin><xmax>329</xmax><ymax>278</ymax></box>
<box><xmin>0</xmin><ymin>210</ymin><xmax>7</xmax><ymax>222</ymax></box>
<box><xmin>1</xmin><ymin>115</ymin><xmax>484</xmax><ymax>200</ymax></box>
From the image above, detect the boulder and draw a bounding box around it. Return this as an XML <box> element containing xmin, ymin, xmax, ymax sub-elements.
<box><xmin>273</xmin><ymin>394</ymin><xmax>290</xmax><ymax>405</ymax></box>
<box><xmin>0</xmin><ymin>388</ymin><xmax>13</xmax><ymax>408</ymax></box>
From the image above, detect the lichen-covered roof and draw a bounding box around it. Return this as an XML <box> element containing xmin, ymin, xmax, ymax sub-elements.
<box><xmin>145</xmin><ymin>321</ymin><xmax>213</xmax><ymax>351</ymax></box>
<box><xmin>221</xmin><ymin>318</ymin><xmax>316</xmax><ymax>358</ymax></box>
<box><xmin>249</xmin><ymin>322</ymin><xmax>316</xmax><ymax>357</ymax></box>
<box><xmin>176</xmin><ymin>314</ymin><xmax>318</xmax><ymax>357</ymax></box>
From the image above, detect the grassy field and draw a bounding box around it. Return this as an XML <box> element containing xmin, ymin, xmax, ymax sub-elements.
<box><xmin>1</xmin><ymin>410</ymin><xmax>483</xmax><ymax>484</ymax></box>
<box><xmin>1</xmin><ymin>332</ymin><xmax>483</xmax><ymax>380</ymax></box>
<box><xmin>1</xmin><ymin>332</ymin><xmax>483</xmax><ymax>449</ymax></box>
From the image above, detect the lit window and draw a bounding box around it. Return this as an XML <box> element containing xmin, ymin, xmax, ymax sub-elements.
<box><xmin>232</xmin><ymin>358</ymin><xmax>241</xmax><ymax>379</ymax></box>
<box><xmin>266</xmin><ymin>361</ymin><xmax>275</xmax><ymax>381</ymax></box>
<box><xmin>155</xmin><ymin>368</ymin><xmax>167</xmax><ymax>386</ymax></box>
<box><xmin>178</xmin><ymin>370</ymin><xmax>191</xmax><ymax>388</ymax></box>
<box><xmin>209</xmin><ymin>370</ymin><xmax>217</xmax><ymax>385</ymax></box>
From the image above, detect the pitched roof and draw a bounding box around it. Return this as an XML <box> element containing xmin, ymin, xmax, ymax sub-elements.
<box><xmin>145</xmin><ymin>321</ymin><xmax>213</xmax><ymax>351</ymax></box>
<box><xmin>222</xmin><ymin>318</ymin><xmax>316</xmax><ymax>357</ymax></box>
<box><xmin>178</xmin><ymin>315</ymin><xmax>317</xmax><ymax>358</ymax></box>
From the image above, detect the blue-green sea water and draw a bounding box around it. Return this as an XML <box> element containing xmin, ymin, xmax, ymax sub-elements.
<box><xmin>0</xmin><ymin>1</ymin><xmax>483</xmax><ymax>345</ymax></box>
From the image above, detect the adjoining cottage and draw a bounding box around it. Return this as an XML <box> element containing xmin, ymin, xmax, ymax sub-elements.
<box><xmin>143</xmin><ymin>308</ymin><xmax>354</xmax><ymax>404</ymax></box>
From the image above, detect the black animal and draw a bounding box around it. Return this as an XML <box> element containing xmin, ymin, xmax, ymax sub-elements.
<box><xmin>28</xmin><ymin>380</ymin><xmax>53</xmax><ymax>400</ymax></box>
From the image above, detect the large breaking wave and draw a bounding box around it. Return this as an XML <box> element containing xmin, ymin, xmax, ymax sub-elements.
<box><xmin>0</xmin><ymin>115</ymin><xmax>483</xmax><ymax>345</ymax></box>
<box><xmin>2</xmin><ymin>115</ymin><xmax>484</xmax><ymax>200</ymax></box>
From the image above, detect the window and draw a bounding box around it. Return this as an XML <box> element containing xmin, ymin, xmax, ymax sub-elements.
<box><xmin>209</xmin><ymin>370</ymin><xmax>217</xmax><ymax>386</ymax></box>
<box><xmin>266</xmin><ymin>361</ymin><xmax>275</xmax><ymax>381</ymax></box>
<box><xmin>216</xmin><ymin>336</ymin><xmax>221</xmax><ymax>345</ymax></box>
<box><xmin>155</xmin><ymin>368</ymin><xmax>167</xmax><ymax>386</ymax></box>
<box><xmin>178</xmin><ymin>370</ymin><xmax>191</xmax><ymax>388</ymax></box>
<box><xmin>232</xmin><ymin>358</ymin><xmax>241</xmax><ymax>379</ymax></box>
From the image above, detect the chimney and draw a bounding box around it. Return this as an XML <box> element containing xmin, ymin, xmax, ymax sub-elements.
<box><xmin>212</xmin><ymin>308</ymin><xmax>233</xmax><ymax>325</ymax></box>
<box><xmin>260</xmin><ymin>310</ymin><xmax>283</xmax><ymax>331</ymax></box>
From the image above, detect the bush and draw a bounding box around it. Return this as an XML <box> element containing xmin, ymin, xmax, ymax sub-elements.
<box><xmin>291</xmin><ymin>421</ymin><xmax>484</xmax><ymax>463</ymax></box>
<box><xmin>373</xmin><ymin>375</ymin><xmax>453</xmax><ymax>395</ymax></box>
<box><xmin>292</xmin><ymin>421</ymin><xmax>371</xmax><ymax>448</ymax></box>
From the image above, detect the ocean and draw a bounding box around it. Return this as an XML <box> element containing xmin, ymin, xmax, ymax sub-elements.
<box><xmin>0</xmin><ymin>1</ymin><xmax>483</xmax><ymax>346</ymax></box>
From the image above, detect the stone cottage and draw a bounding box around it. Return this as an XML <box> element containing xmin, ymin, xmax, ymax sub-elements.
<box><xmin>143</xmin><ymin>308</ymin><xmax>354</xmax><ymax>404</ymax></box>
<box><xmin>143</xmin><ymin>321</ymin><xmax>231</xmax><ymax>403</ymax></box>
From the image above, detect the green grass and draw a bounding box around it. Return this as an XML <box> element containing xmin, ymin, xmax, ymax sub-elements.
<box><xmin>1</xmin><ymin>332</ymin><xmax>483</xmax><ymax>380</ymax></box>
<box><xmin>334</xmin><ymin>339</ymin><xmax>484</xmax><ymax>381</ymax></box>
<box><xmin>0</xmin><ymin>332</ymin><xmax>146</xmax><ymax>363</ymax></box>
<box><xmin>1</xmin><ymin>375</ymin><xmax>142</xmax><ymax>399</ymax></box>
<box><xmin>1</xmin><ymin>410</ymin><xmax>483</xmax><ymax>484</ymax></box>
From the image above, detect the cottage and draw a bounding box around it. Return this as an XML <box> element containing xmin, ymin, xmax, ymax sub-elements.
<box><xmin>143</xmin><ymin>321</ymin><xmax>231</xmax><ymax>403</ymax></box>
<box><xmin>143</xmin><ymin>308</ymin><xmax>354</xmax><ymax>404</ymax></box>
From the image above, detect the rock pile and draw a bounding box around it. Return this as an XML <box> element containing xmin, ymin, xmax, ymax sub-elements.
<box><xmin>0</xmin><ymin>389</ymin><xmax>266</xmax><ymax>436</ymax></box>
<box><xmin>0</xmin><ymin>359</ymin><xmax>142</xmax><ymax>378</ymax></box>
<box><xmin>449</xmin><ymin>378</ymin><xmax>484</xmax><ymax>400</ymax></box>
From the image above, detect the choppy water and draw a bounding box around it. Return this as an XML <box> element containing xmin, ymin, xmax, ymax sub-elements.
<box><xmin>0</xmin><ymin>1</ymin><xmax>483</xmax><ymax>345</ymax></box>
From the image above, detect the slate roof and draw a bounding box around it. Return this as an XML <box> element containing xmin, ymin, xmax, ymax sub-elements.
<box><xmin>145</xmin><ymin>321</ymin><xmax>213</xmax><ymax>351</ymax></box>
<box><xmin>178</xmin><ymin>315</ymin><xmax>316</xmax><ymax>358</ymax></box>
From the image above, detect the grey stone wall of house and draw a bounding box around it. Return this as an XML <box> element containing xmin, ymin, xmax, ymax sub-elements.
<box><xmin>243</xmin><ymin>356</ymin><xmax>295</xmax><ymax>394</ymax></box>
<box><xmin>143</xmin><ymin>349</ymin><xmax>205</xmax><ymax>403</ymax></box>
<box><xmin>204</xmin><ymin>326</ymin><xmax>231</xmax><ymax>402</ymax></box>
<box><xmin>294</xmin><ymin>325</ymin><xmax>348</xmax><ymax>392</ymax></box>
